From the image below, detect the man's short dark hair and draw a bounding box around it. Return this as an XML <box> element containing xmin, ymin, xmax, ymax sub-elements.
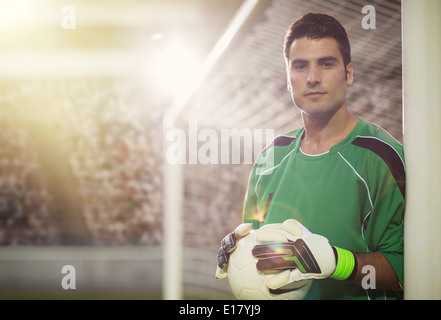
<box><xmin>283</xmin><ymin>13</ymin><xmax>351</xmax><ymax>68</ymax></box>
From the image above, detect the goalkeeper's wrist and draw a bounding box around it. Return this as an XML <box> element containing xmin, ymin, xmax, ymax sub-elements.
<box><xmin>330</xmin><ymin>247</ymin><xmax>357</xmax><ymax>281</ymax></box>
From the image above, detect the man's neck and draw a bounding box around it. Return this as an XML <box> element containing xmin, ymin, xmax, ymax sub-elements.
<box><xmin>300</xmin><ymin>107</ymin><xmax>358</xmax><ymax>155</ymax></box>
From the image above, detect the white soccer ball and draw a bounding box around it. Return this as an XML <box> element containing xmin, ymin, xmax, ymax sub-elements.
<box><xmin>227</xmin><ymin>223</ymin><xmax>312</xmax><ymax>300</ymax></box>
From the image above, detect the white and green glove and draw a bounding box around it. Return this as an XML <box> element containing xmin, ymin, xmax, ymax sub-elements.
<box><xmin>215</xmin><ymin>223</ymin><xmax>252</xmax><ymax>279</ymax></box>
<box><xmin>252</xmin><ymin>219</ymin><xmax>357</xmax><ymax>290</ymax></box>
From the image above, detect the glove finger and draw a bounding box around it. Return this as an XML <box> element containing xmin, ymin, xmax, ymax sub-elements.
<box><xmin>256</xmin><ymin>228</ymin><xmax>288</xmax><ymax>243</ymax></box>
<box><xmin>256</xmin><ymin>256</ymin><xmax>298</xmax><ymax>272</ymax></box>
<box><xmin>267</xmin><ymin>269</ymin><xmax>303</xmax><ymax>290</ymax></box>
<box><xmin>234</xmin><ymin>223</ymin><xmax>252</xmax><ymax>238</ymax></box>
<box><xmin>216</xmin><ymin>223</ymin><xmax>252</xmax><ymax>280</ymax></box>
<box><xmin>267</xmin><ymin>270</ymin><xmax>290</xmax><ymax>290</ymax></box>
<box><xmin>217</xmin><ymin>246</ymin><xmax>230</xmax><ymax>269</ymax></box>
<box><xmin>252</xmin><ymin>242</ymin><xmax>293</xmax><ymax>258</ymax></box>
<box><xmin>221</xmin><ymin>233</ymin><xmax>237</xmax><ymax>254</ymax></box>
<box><xmin>221</xmin><ymin>223</ymin><xmax>252</xmax><ymax>254</ymax></box>
<box><xmin>281</xmin><ymin>219</ymin><xmax>303</xmax><ymax>237</ymax></box>
<box><xmin>281</xmin><ymin>219</ymin><xmax>312</xmax><ymax>237</ymax></box>
<box><xmin>215</xmin><ymin>266</ymin><xmax>228</xmax><ymax>279</ymax></box>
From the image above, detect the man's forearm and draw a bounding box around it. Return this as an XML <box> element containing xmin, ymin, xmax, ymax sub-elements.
<box><xmin>348</xmin><ymin>252</ymin><xmax>402</xmax><ymax>291</ymax></box>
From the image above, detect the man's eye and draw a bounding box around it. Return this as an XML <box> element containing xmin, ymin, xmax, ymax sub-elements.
<box><xmin>320</xmin><ymin>62</ymin><xmax>335</xmax><ymax>68</ymax></box>
<box><xmin>293</xmin><ymin>64</ymin><xmax>306</xmax><ymax>71</ymax></box>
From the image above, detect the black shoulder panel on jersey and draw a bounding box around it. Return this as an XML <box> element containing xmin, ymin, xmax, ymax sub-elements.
<box><xmin>352</xmin><ymin>136</ymin><xmax>405</xmax><ymax>198</ymax></box>
<box><xmin>273</xmin><ymin>135</ymin><xmax>296</xmax><ymax>147</ymax></box>
<box><xmin>261</xmin><ymin>135</ymin><xmax>296</xmax><ymax>155</ymax></box>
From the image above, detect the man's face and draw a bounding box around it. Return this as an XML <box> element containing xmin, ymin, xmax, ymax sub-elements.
<box><xmin>287</xmin><ymin>37</ymin><xmax>353</xmax><ymax>118</ymax></box>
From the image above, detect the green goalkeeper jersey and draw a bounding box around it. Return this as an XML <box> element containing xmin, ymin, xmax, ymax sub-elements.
<box><xmin>243</xmin><ymin>118</ymin><xmax>405</xmax><ymax>300</ymax></box>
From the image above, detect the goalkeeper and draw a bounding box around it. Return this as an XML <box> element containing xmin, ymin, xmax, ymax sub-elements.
<box><xmin>216</xmin><ymin>13</ymin><xmax>404</xmax><ymax>300</ymax></box>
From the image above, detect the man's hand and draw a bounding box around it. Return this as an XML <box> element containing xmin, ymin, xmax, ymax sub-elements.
<box><xmin>215</xmin><ymin>223</ymin><xmax>252</xmax><ymax>279</ymax></box>
<box><xmin>252</xmin><ymin>219</ymin><xmax>357</xmax><ymax>290</ymax></box>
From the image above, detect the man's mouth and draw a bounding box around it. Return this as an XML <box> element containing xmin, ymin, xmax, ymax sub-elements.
<box><xmin>305</xmin><ymin>91</ymin><xmax>326</xmax><ymax>97</ymax></box>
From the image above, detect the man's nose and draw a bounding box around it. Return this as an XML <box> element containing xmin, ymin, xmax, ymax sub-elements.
<box><xmin>307</xmin><ymin>66</ymin><xmax>321</xmax><ymax>87</ymax></box>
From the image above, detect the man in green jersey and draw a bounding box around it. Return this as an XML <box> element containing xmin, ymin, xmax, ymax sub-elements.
<box><xmin>216</xmin><ymin>13</ymin><xmax>404</xmax><ymax>300</ymax></box>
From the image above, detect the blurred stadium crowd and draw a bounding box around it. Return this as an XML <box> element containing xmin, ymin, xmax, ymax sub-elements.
<box><xmin>0</xmin><ymin>80</ymin><xmax>163</xmax><ymax>246</ymax></box>
<box><xmin>0</xmin><ymin>105</ymin><xmax>57</xmax><ymax>245</ymax></box>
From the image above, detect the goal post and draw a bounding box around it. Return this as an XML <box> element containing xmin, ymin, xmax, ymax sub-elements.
<box><xmin>162</xmin><ymin>0</ymin><xmax>259</xmax><ymax>300</ymax></box>
<box><xmin>402</xmin><ymin>0</ymin><xmax>441</xmax><ymax>300</ymax></box>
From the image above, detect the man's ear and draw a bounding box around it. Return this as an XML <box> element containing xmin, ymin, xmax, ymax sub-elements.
<box><xmin>286</xmin><ymin>69</ymin><xmax>292</xmax><ymax>92</ymax></box>
<box><xmin>346</xmin><ymin>62</ymin><xmax>353</xmax><ymax>86</ymax></box>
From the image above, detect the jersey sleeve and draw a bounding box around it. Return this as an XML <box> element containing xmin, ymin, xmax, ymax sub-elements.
<box><xmin>242</xmin><ymin>166</ymin><xmax>260</xmax><ymax>230</ymax></box>
<box><xmin>242</xmin><ymin>138</ymin><xmax>280</xmax><ymax>230</ymax></box>
<box><xmin>361</xmin><ymin>144</ymin><xmax>405</xmax><ymax>287</ymax></box>
<box><xmin>241</xmin><ymin>134</ymin><xmax>289</xmax><ymax>229</ymax></box>
<box><xmin>366</xmin><ymin>175</ymin><xmax>404</xmax><ymax>286</ymax></box>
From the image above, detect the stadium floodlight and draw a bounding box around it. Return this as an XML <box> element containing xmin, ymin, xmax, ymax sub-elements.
<box><xmin>149</xmin><ymin>36</ymin><xmax>203</xmax><ymax>97</ymax></box>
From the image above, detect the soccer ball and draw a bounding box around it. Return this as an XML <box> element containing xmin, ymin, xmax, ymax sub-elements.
<box><xmin>227</xmin><ymin>223</ymin><xmax>312</xmax><ymax>300</ymax></box>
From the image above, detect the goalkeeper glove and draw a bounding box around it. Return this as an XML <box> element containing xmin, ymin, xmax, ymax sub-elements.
<box><xmin>252</xmin><ymin>219</ymin><xmax>357</xmax><ymax>290</ymax></box>
<box><xmin>215</xmin><ymin>223</ymin><xmax>252</xmax><ymax>279</ymax></box>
